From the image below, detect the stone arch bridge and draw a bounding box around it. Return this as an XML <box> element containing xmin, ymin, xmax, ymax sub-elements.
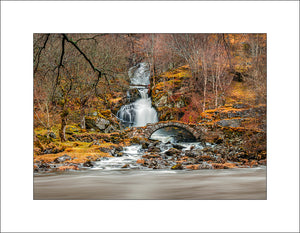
<box><xmin>140</xmin><ymin>121</ymin><xmax>207</xmax><ymax>140</ymax></box>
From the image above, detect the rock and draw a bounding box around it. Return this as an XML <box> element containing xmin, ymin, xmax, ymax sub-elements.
<box><xmin>198</xmin><ymin>154</ymin><xmax>214</xmax><ymax>161</ymax></box>
<box><xmin>142</xmin><ymin>142</ymin><xmax>149</xmax><ymax>149</ymax></box>
<box><xmin>198</xmin><ymin>162</ymin><xmax>213</xmax><ymax>169</ymax></box>
<box><xmin>54</xmin><ymin>154</ymin><xmax>71</xmax><ymax>163</ymax></box>
<box><xmin>86</xmin><ymin>117</ymin><xmax>110</xmax><ymax>131</ymax></box>
<box><xmin>38</xmin><ymin>162</ymin><xmax>50</xmax><ymax>171</ymax></box>
<box><xmin>156</xmin><ymin>95</ymin><xmax>168</xmax><ymax>106</ymax></box>
<box><xmin>58</xmin><ymin>165</ymin><xmax>79</xmax><ymax>171</ymax></box>
<box><xmin>185</xmin><ymin>164</ymin><xmax>201</xmax><ymax>170</ymax></box>
<box><xmin>185</xmin><ymin>148</ymin><xmax>202</xmax><ymax>158</ymax></box>
<box><xmin>49</xmin><ymin>132</ymin><xmax>56</xmax><ymax>139</ymax></box>
<box><xmin>148</xmin><ymin>146</ymin><xmax>161</xmax><ymax>153</ymax></box>
<box><xmin>217</xmin><ymin>119</ymin><xmax>241</xmax><ymax>128</ymax></box>
<box><xmin>165</xmin><ymin>148</ymin><xmax>181</xmax><ymax>156</ymax></box>
<box><xmin>104</xmin><ymin>125</ymin><xmax>116</xmax><ymax>133</ymax></box>
<box><xmin>233</xmin><ymin>103</ymin><xmax>248</xmax><ymax>109</ymax></box>
<box><xmin>142</xmin><ymin>154</ymin><xmax>161</xmax><ymax>159</ymax></box>
<box><xmin>214</xmin><ymin>137</ymin><xmax>223</xmax><ymax>144</ymax></box>
<box><xmin>127</xmin><ymin>88</ymin><xmax>140</xmax><ymax>102</ymax></box>
<box><xmin>171</xmin><ymin>163</ymin><xmax>183</xmax><ymax>170</ymax></box>
<box><xmin>122</xmin><ymin>164</ymin><xmax>130</xmax><ymax>168</ymax></box>
<box><xmin>212</xmin><ymin>162</ymin><xmax>236</xmax><ymax>169</ymax></box>
<box><xmin>136</xmin><ymin>159</ymin><xmax>145</xmax><ymax>164</ymax></box>
<box><xmin>172</xmin><ymin>144</ymin><xmax>186</xmax><ymax>150</ymax></box>
<box><xmin>65</xmin><ymin>126</ymin><xmax>80</xmax><ymax>135</ymax></box>
<box><xmin>258</xmin><ymin>159</ymin><xmax>267</xmax><ymax>166</ymax></box>
<box><xmin>114</xmin><ymin>152</ymin><xmax>123</xmax><ymax>157</ymax></box>
<box><xmin>250</xmin><ymin>160</ymin><xmax>258</xmax><ymax>167</ymax></box>
<box><xmin>83</xmin><ymin>160</ymin><xmax>94</xmax><ymax>167</ymax></box>
<box><xmin>33</xmin><ymin>164</ymin><xmax>39</xmax><ymax>172</ymax></box>
<box><xmin>99</xmin><ymin>147</ymin><xmax>112</xmax><ymax>153</ymax></box>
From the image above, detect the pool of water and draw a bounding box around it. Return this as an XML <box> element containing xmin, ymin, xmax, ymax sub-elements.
<box><xmin>34</xmin><ymin>166</ymin><xmax>266</xmax><ymax>200</ymax></box>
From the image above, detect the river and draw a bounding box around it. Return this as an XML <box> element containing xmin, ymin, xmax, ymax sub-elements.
<box><xmin>34</xmin><ymin>166</ymin><xmax>266</xmax><ymax>200</ymax></box>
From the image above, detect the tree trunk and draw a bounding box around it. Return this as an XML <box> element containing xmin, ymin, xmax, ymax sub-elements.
<box><xmin>203</xmin><ymin>75</ymin><xmax>207</xmax><ymax>112</ymax></box>
<box><xmin>215</xmin><ymin>77</ymin><xmax>218</xmax><ymax>108</ymax></box>
<box><xmin>59</xmin><ymin>109</ymin><xmax>68</xmax><ymax>142</ymax></box>
<box><xmin>80</xmin><ymin>107</ymin><xmax>86</xmax><ymax>129</ymax></box>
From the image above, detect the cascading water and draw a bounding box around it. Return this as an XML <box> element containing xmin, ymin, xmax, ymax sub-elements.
<box><xmin>117</xmin><ymin>63</ymin><xmax>158</xmax><ymax>127</ymax></box>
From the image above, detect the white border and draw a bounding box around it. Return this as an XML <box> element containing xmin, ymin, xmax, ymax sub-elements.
<box><xmin>1</xmin><ymin>1</ymin><xmax>299</xmax><ymax>232</ymax></box>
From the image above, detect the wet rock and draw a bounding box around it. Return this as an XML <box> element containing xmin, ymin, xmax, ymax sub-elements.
<box><xmin>199</xmin><ymin>162</ymin><xmax>213</xmax><ymax>169</ymax></box>
<box><xmin>58</xmin><ymin>165</ymin><xmax>79</xmax><ymax>171</ymax></box>
<box><xmin>142</xmin><ymin>153</ymin><xmax>161</xmax><ymax>159</ymax></box>
<box><xmin>258</xmin><ymin>159</ymin><xmax>267</xmax><ymax>166</ymax></box>
<box><xmin>142</xmin><ymin>142</ymin><xmax>149</xmax><ymax>149</ymax></box>
<box><xmin>172</xmin><ymin>144</ymin><xmax>186</xmax><ymax>150</ymax></box>
<box><xmin>83</xmin><ymin>160</ymin><xmax>94</xmax><ymax>167</ymax></box>
<box><xmin>38</xmin><ymin>162</ymin><xmax>50</xmax><ymax>171</ymax></box>
<box><xmin>250</xmin><ymin>160</ymin><xmax>258</xmax><ymax>167</ymax></box>
<box><xmin>33</xmin><ymin>164</ymin><xmax>39</xmax><ymax>172</ymax></box>
<box><xmin>171</xmin><ymin>163</ymin><xmax>183</xmax><ymax>170</ymax></box>
<box><xmin>185</xmin><ymin>164</ymin><xmax>201</xmax><ymax>170</ymax></box>
<box><xmin>198</xmin><ymin>154</ymin><xmax>214</xmax><ymax>162</ymax></box>
<box><xmin>136</xmin><ymin>159</ymin><xmax>145</xmax><ymax>164</ymax></box>
<box><xmin>185</xmin><ymin>148</ymin><xmax>203</xmax><ymax>158</ymax></box>
<box><xmin>54</xmin><ymin>154</ymin><xmax>71</xmax><ymax>163</ymax></box>
<box><xmin>148</xmin><ymin>146</ymin><xmax>161</xmax><ymax>153</ymax></box>
<box><xmin>212</xmin><ymin>162</ymin><xmax>236</xmax><ymax>169</ymax></box>
<box><xmin>114</xmin><ymin>152</ymin><xmax>124</xmax><ymax>157</ymax></box>
<box><xmin>122</xmin><ymin>164</ymin><xmax>130</xmax><ymax>168</ymax></box>
<box><xmin>165</xmin><ymin>148</ymin><xmax>181</xmax><ymax>156</ymax></box>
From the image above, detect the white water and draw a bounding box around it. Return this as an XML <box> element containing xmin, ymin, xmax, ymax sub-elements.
<box><xmin>93</xmin><ymin>145</ymin><xmax>143</xmax><ymax>170</ymax></box>
<box><xmin>117</xmin><ymin>62</ymin><xmax>158</xmax><ymax>127</ymax></box>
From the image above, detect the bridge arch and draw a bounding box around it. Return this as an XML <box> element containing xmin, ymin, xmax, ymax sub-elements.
<box><xmin>143</xmin><ymin>121</ymin><xmax>202</xmax><ymax>140</ymax></box>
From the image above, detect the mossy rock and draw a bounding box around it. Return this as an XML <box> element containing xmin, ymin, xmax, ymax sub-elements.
<box><xmin>171</xmin><ymin>163</ymin><xmax>183</xmax><ymax>170</ymax></box>
<box><xmin>65</xmin><ymin>125</ymin><xmax>80</xmax><ymax>135</ymax></box>
<box><xmin>85</xmin><ymin>116</ymin><xmax>110</xmax><ymax>131</ymax></box>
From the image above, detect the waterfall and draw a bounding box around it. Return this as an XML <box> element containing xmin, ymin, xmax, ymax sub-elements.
<box><xmin>117</xmin><ymin>63</ymin><xmax>158</xmax><ymax>127</ymax></box>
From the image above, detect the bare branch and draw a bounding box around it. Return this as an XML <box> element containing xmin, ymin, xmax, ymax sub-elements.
<box><xmin>34</xmin><ymin>34</ymin><xmax>50</xmax><ymax>73</ymax></box>
<box><xmin>51</xmin><ymin>35</ymin><xmax>65</xmax><ymax>102</ymax></box>
<box><xmin>75</xmin><ymin>34</ymin><xmax>108</xmax><ymax>44</ymax></box>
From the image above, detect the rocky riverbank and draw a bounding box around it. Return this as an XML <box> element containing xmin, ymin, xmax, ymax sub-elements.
<box><xmin>34</xmin><ymin>108</ymin><xmax>266</xmax><ymax>173</ymax></box>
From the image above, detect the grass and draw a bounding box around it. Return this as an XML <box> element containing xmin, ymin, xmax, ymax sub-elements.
<box><xmin>225</xmin><ymin>81</ymin><xmax>256</xmax><ymax>105</ymax></box>
<box><xmin>34</xmin><ymin>140</ymin><xmax>114</xmax><ymax>164</ymax></box>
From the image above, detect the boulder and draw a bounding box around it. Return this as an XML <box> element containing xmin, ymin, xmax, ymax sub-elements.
<box><xmin>54</xmin><ymin>154</ymin><xmax>71</xmax><ymax>163</ymax></box>
<box><xmin>172</xmin><ymin>144</ymin><xmax>186</xmax><ymax>150</ymax></box>
<box><xmin>122</xmin><ymin>164</ymin><xmax>130</xmax><ymax>168</ymax></box>
<box><xmin>165</xmin><ymin>148</ymin><xmax>181</xmax><ymax>156</ymax></box>
<box><xmin>86</xmin><ymin>117</ymin><xmax>110</xmax><ymax>131</ymax></box>
<box><xmin>148</xmin><ymin>146</ymin><xmax>161</xmax><ymax>153</ymax></box>
<box><xmin>217</xmin><ymin>119</ymin><xmax>241</xmax><ymax>128</ymax></box>
<box><xmin>83</xmin><ymin>160</ymin><xmax>94</xmax><ymax>167</ymax></box>
<box><xmin>65</xmin><ymin>126</ymin><xmax>80</xmax><ymax>135</ymax></box>
<box><xmin>171</xmin><ymin>163</ymin><xmax>183</xmax><ymax>170</ymax></box>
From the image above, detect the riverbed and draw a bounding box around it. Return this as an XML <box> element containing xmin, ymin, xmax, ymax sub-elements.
<box><xmin>34</xmin><ymin>166</ymin><xmax>266</xmax><ymax>200</ymax></box>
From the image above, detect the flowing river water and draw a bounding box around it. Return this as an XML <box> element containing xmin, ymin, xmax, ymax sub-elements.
<box><xmin>34</xmin><ymin>167</ymin><xmax>266</xmax><ymax>200</ymax></box>
<box><xmin>33</xmin><ymin>62</ymin><xmax>266</xmax><ymax>200</ymax></box>
<box><xmin>34</xmin><ymin>143</ymin><xmax>266</xmax><ymax>200</ymax></box>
